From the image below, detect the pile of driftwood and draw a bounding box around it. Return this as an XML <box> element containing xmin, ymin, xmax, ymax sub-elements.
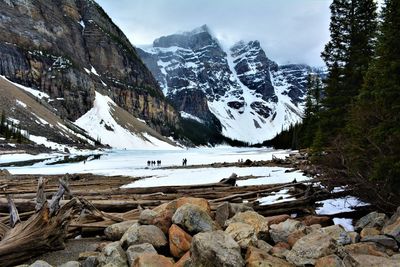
<box><xmin>0</xmin><ymin>171</ymin><xmax>372</xmax><ymax>266</ymax></box>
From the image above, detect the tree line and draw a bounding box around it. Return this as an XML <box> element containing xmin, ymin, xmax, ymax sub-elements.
<box><xmin>269</xmin><ymin>0</ymin><xmax>399</xmax><ymax>200</ymax></box>
<box><xmin>0</xmin><ymin>110</ymin><xmax>27</xmax><ymax>143</ymax></box>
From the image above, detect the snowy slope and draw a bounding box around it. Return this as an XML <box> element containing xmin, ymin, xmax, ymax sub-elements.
<box><xmin>75</xmin><ymin>91</ymin><xmax>179</xmax><ymax>150</ymax></box>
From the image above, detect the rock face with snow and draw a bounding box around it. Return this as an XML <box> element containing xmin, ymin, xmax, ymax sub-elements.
<box><xmin>139</xmin><ymin>25</ymin><xmax>323</xmax><ymax>144</ymax></box>
<box><xmin>0</xmin><ymin>0</ymin><xmax>179</xmax><ymax>139</ymax></box>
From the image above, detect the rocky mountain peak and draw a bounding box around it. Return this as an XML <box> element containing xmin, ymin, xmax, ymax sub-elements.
<box><xmin>138</xmin><ymin>25</ymin><xmax>319</xmax><ymax>144</ymax></box>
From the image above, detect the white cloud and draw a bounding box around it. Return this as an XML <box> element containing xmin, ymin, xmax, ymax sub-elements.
<box><xmin>96</xmin><ymin>0</ymin><xmax>332</xmax><ymax>66</ymax></box>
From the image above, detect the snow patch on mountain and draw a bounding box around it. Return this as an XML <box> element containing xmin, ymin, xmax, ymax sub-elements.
<box><xmin>75</xmin><ymin>91</ymin><xmax>178</xmax><ymax>150</ymax></box>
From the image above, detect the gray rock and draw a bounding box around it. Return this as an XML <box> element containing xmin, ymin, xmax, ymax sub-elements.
<box><xmin>269</xmin><ymin>219</ymin><xmax>306</xmax><ymax>243</ymax></box>
<box><xmin>104</xmin><ymin>220</ymin><xmax>138</xmax><ymax>241</ymax></box>
<box><xmin>355</xmin><ymin>211</ymin><xmax>389</xmax><ymax>231</ymax></box>
<box><xmin>120</xmin><ymin>224</ymin><xmax>167</xmax><ymax>250</ymax></box>
<box><xmin>225</xmin><ymin>222</ymin><xmax>257</xmax><ymax>249</ymax></box>
<box><xmin>215</xmin><ymin>202</ymin><xmax>254</xmax><ymax>227</ymax></box>
<box><xmin>29</xmin><ymin>261</ymin><xmax>53</xmax><ymax>267</ymax></box>
<box><xmin>82</xmin><ymin>256</ymin><xmax>99</xmax><ymax>267</ymax></box>
<box><xmin>362</xmin><ymin>235</ymin><xmax>398</xmax><ymax>250</ymax></box>
<box><xmin>255</xmin><ymin>240</ymin><xmax>273</xmax><ymax>253</ymax></box>
<box><xmin>345</xmin><ymin>254</ymin><xmax>400</xmax><ymax>267</ymax></box>
<box><xmin>191</xmin><ymin>230</ymin><xmax>245</xmax><ymax>267</ymax></box>
<box><xmin>286</xmin><ymin>232</ymin><xmax>338</xmax><ymax>266</ymax></box>
<box><xmin>226</xmin><ymin>211</ymin><xmax>269</xmax><ymax>241</ymax></box>
<box><xmin>383</xmin><ymin>207</ymin><xmax>400</xmax><ymax>243</ymax></box>
<box><xmin>138</xmin><ymin>209</ymin><xmax>157</xmax><ymax>225</ymax></box>
<box><xmin>320</xmin><ymin>224</ymin><xmax>351</xmax><ymax>245</ymax></box>
<box><xmin>98</xmin><ymin>241</ymin><xmax>128</xmax><ymax>267</ymax></box>
<box><xmin>59</xmin><ymin>261</ymin><xmax>80</xmax><ymax>267</ymax></box>
<box><xmin>172</xmin><ymin>203</ymin><xmax>216</xmax><ymax>234</ymax></box>
<box><xmin>126</xmin><ymin>243</ymin><xmax>157</xmax><ymax>267</ymax></box>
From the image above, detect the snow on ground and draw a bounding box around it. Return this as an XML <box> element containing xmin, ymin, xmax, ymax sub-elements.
<box><xmin>123</xmin><ymin>166</ymin><xmax>308</xmax><ymax>188</ymax></box>
<box><xmin>316</xmin><ymin>196</ymin><xmax>369</xmax><ymax>231</ymax></box>
<box><xmin>5</xmin><ymin>147</ymin><xmax>292</xmax><ymax>176</ymax></box>
<box><xmin>75</xmin><ymin>91</ymin><xmax>178</xmax><ymax>150</ymax></box>
<box><xmin>16</xmin><ymin>99</ymin><xmax>27</xmax><ymax>108</ymax></box>
<box><xmin>316</xmin><ymin>196</ymin><xmax>369</xmax><ymax>215</ymax></box>
<box><xmin>1</xmin><ymin>75</ymin><xmax>50</xmax><ymax>99</ymax></box>
<box><xmin>180</xmin><ymin>111</ymin><xmax>204</xmax><ymax>124</ymax></box>
<box><xmin>257</xmin><ymin>189</ymin><xmax>296</xmax><ymax>205</ymax></box>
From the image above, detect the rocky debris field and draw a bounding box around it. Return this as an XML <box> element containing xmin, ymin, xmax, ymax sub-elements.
<box><xmin>14</xmin><ymin>196</ymin><xmax>400</xmax><ymax>267</ymax></box>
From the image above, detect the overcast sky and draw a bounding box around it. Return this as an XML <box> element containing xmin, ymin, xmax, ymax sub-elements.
<box><xmin>96</xmin><ymin>0</ymin><xmax>334</xmax><ymax>66</ymax></box>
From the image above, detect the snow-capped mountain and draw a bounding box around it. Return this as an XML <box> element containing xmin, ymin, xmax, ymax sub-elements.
<box><xmin>138</xmin><ymin>25</ymin><xmax>320</xmax><ymax>144</ymax></box>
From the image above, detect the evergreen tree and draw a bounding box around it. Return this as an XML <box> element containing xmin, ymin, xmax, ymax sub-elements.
<box><xmin>346</xmin><ymin>0</ymin><xmax>400</xmax><ymax>195</ymax></box>
<box><xmin>320</xmin><ymin>0</ymin><xmax>377</xmax><ymax>144</ymax></box>
<box><xmin>0</xmin><ymin>110</ymin><xmax>5</xmax><ymax>135</ymax></box>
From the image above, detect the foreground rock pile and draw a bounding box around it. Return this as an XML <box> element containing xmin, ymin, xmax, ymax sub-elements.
<box><xmin>25</xmin><ymin>197</ymin><xmax>400</xmax><ymax>266</ymax></box>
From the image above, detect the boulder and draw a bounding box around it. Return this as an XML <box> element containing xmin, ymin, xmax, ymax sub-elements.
<box><xmin>138</xmin><ymin>209</ymin><xmax>157</xmax><ymax>225</ymax></box>
<box><xmin>215</xmin><ymin>202</ymin><xmax>253</xmax><ymax>227</ymax></box>
<box><xmin>78</xmin><ymin>251</ymin><xmax>101</xmax><ymax>261</ymax></box>
<box><xmin>355</xmin><ymin>211</ymin><xmax>388</xmax><ymax>231</ymax></box>
<box><xmin>245</xmin><ymin>246</ymin><xmax>293</xmax><ymax>267</ymax></box>
<box><xmin>126</xmin><ymin>243</ymin><xmax>157</xmax><ymax>266</ymax></box>
<box><xmin>132</xmin><ymin>253</ymin><xmax>174</xmax><ymax>267</ymax></box>
<box><xmin>190</xmin><ymin>230</ymin><xmax>244</xmax><ymax>267</ymax></box>
<box><xmin>314</xmin><ymin>255</ymin><xmax>343</xmax><ymax>267</ymax></box>
<box><xmin>59</xmin><ymin>262</ymin><xmax>80</xmax><ymax>267</ymax></box>
<box><xmin>174</xmin><ymin>251</ymin><xmax>191</xmax><ymax>267</ymax></box>
<box><xmin>344</xmin><ymin>254</ymin><xmax>400</xmax><ymax>267</ymax></box>
<box><xmin>320</xmin><ymin>224</ymin><xmax>351</xmax><ymax>245</ymax></box>
<box><xmin>286</xmin><ymin>232</ymin><xmax>338</xmax><ymax>266</ymax></box>
<box><xmin>287</xmin><ymin>230</ymin><xmax>306</xmax><ymax>248</ymax></box>
<box><xmin>360</xmin><ymin>227</ymin><xmax>380</xmax><ymax>239</ymax></box>
<box><xmin>361</xmin><ymin>235</ymin><xmax>398</xmax><ymax>250</ymax></box>
<box><xmin>348</xmin><ymin>231</ymin><xmax>361</xmax><ymax>244</ymax></box>
<box><xmin>225</xmin><ymin>222</ymin><xmax>257</xmax><ymax>249</ymax></box>
<box><xmin>121</xmin><ymin>224</ymin><xmax>167</xmax><ymax>250</ymax></box>
<box><xmin>301</xmin><ymin>215</ymin><xmax>332</xmax><ymax>227</ymax></box>
<box><xmin>271</xmin><ymin>242</ymin><xmax>290</xmax><ymax>259</ymax></box>
<box><xmin>255</xmin><ymin>240</ymin><xmax>273</xmax><ymax>253</ymax></box>
<box><xmin>82</xmin><ymin>256</ymin><xmax>99</xmax><ymax>267</ymax></box>
<box><xmin>104</xmin><ymin>220</ymin><xmax>138</xmax><ymax>241</ymax></box>
<box><xmin>29</xmin><ymin>261</ymin><xmax>53</xmax><ymax>267</ymax></box>
<box><xmin>344</xmin><ymin>242</ymin><xmax>387</xmax><ymax>257</ymax></box>
<box><xmin>269</xmin><ymin>219</ymin><xmax>306</xmax><ymax>244</ymax></box>
<box><xmin>176</xmin><ymin>197</ymin><xmax>211</xmax><ymax>215</ymax></box>
<box><xmin>226</xmin><ymin>211</ymin><xmax>269</xmax><ymax>240</ymax></box>
<box><xmin>264</xmin><ymin>214</ymin><xmax>290</xmax><ymax>226</ymax></box>
<box><xmin>152</xmin><ymin>201</ymin><xmax>178</xmax><ymax>234</ymax></box>
<box><xmin>98</xmin><ymin>241</ymin><xmax>128</xmax><ymax>267</ymax></box>
<box><xmin>382</xmin><ymin>207</ymin><xmax>400</xmax><ymax>243</ymax></box>
<box><xmin>169</xmin><ymin>224</ymin><xmax>192</xmax><ymax>258</ymax></box>
<box><xmin>172</xmin><ymin>204</ymin><xmax>216</xmax><ymax>234</ymax></box>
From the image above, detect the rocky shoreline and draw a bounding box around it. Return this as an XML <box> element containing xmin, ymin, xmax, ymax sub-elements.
<box><xmin>18</xmin><ymin>197</ymin><xmax>400</xmax><ymax>267</ymax></box>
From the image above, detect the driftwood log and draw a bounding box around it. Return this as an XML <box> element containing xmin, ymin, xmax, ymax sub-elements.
<box><xmin>0</xmin><ymin>177</ymin><xmax>77</xmax><ymax>267</ymax></box>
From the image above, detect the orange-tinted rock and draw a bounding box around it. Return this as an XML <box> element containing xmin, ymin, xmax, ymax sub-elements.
<box><xmin>169</xmin><ymin>224</ymin><xmax>192</xmax><ymax>258</ymax></box>
<box><xmin>287</xmin><ymin>230</ymin><xmax>306</xmax><ymax>248</ymax></box>
<box><xmin>344</xmin><ymin>242</ymin><xmax>387</xmax><ymax>257</ymax></box>
<box><xmin>301</xmin><ymin>215</ymin><xmax>332</xmax><ymax>227</ymax></box>
<box><xmin>176</xmin><ymin>197</ymin><xmax>211</xmax><ymax>215</ymax></box>
<box><xmin>360</xmin><ymin>227</ymin><xmax>381</xmax><ymax>239</ymax></box>
<box><xmin>315</xmin><ymin>255</ymin><xmax>343</xmax><ymax>267</ymax></box>
<box><xmin>133</xmin><ymin>253</ymin><xmax>174</xmax><ymax>267</ymax></box>
<box><xmin>271</xmin><ymin>242</ymin><xmax>291</xmax><ymax>259</ymax></box>
<box><xmin>174</xmin><ymin>251</ymin><xmax>191</xmax><ymax>267</ymax></box>
<box><xmin>246</xmin><ymin>246</ymin><xmax>294</xmax><ymax>267</ymax></box>
<box><xmin>264</xmin><ymin>215</ymin><xmax>290</xmax><ymax>226</ymax></box>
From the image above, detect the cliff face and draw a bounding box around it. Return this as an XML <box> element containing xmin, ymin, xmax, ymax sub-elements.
<box><xmin>0</xmin><ymin>0</ymin><xmax>179</xmax><ymax>134</ymax></box>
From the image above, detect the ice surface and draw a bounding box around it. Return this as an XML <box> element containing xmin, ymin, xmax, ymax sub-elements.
<box><xmin>316</xmin><ymin>196</ymin><xmax>369</xmax><ymax>215</ymax></box>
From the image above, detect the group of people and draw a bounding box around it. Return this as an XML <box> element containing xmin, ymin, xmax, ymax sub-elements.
<box><xmin>147</xmin><ymin>160</ymin><xmax>161</xmax><ymax>167</ymax></box>
<box><xmin>182</xmin><ymin>158</ymin><xmax>188</xmax><ymax>166</ymax></box>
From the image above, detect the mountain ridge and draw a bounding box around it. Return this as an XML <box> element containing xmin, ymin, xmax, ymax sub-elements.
<box><xmin>138</xmin><ymin>26</ymin><xmax>323</xmax><ymax>144</ymax></box>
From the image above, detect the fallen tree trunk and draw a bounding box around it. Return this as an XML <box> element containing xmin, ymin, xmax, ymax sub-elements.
<box><xmin>0</xmin><ymin>177</ymin><xmax>78</xmax><ymax>267</ymax></box>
